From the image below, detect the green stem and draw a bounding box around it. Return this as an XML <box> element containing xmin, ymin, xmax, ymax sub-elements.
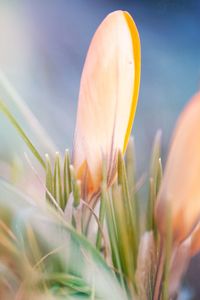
<box><xmin>96</xmin><ymin>195</ymin><xmax>106</xmax><ymax>250</ymax></box>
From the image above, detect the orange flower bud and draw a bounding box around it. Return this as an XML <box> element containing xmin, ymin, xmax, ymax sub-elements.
<box><xmin>155</xmin><ymin>92</ymin><xmax>200</xmax><ymax>243</ymax></box>
<box><xmin>73</xmin><ymin>11</ymin><xmax>140</xmax><ymax>201</ymax></box>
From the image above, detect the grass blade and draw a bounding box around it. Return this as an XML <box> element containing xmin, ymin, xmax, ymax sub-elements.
<box><xmin>0</xmin><ymin>69</ymin><xmax>57</xmax><ymax>155</ymax></box>
<box><xmin>146</xmin><ymin>130</ymin><xmax>162</xmax><ymax>233</ymax></box>
<box><xmin>63</xmin><ymin>149</ymin><xmax>72</xmax><ymax>206</ymax></box>
<box><xmin>0</xmin><ymin>100</ymin><xmax>45</xmax><ymax>169</ymax></box>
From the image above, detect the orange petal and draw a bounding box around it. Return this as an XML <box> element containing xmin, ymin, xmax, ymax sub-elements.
<box><xmin>155</xmin><ymin>92</ymin><xmax>200</xmax><ymax>243</ymax></box>
<box><xmin>73</xmin><ymin>11</ymin><xmax>141</xmax><ymax>201</ymax></box>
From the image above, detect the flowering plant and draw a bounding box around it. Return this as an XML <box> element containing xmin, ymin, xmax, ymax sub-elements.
<box><xmin>0</xmin><ymin>10</ymin><xmax>199</xmax><ymax>300</ymax></box>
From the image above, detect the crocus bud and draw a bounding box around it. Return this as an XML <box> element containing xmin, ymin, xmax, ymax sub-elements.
<box><xmin>155</xmin><ymin>92</ymin><xmax>200</xmax><ymax>243</ymax></box>
<box><xmin>73</xmin><ymin>11</ymin><xmax>141</xmax><ymax>201</ymax></box>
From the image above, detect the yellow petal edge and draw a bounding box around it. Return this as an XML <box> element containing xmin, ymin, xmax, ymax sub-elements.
<box><xmin>122</xmin><ymin>11</ymin><xmax>141</xmax><ymax>153</ymax></box>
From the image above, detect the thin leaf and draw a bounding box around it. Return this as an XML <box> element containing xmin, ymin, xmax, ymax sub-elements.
<box><xmin>0</xmin><ymin>69</ymin><xmax>57</xmax><ymax>155</ymax></box>
<box><xmin>0</xmin><ymin>100</ymin><xmax>45</xmax><ymax>169</ymax></box>
<box><xmin>55</xmin><ymin>152</ymin><xmax>64</xmax><ymax>209</ymax></box>
<box><xmin>70</xmin><ymin>166</ymin><xmax>81</xmax><ymax>208</ymax></box>
<box><xmin>45</xmin><ymin>154</ymin><xmax>53</xmax><ymax>204</ymax></box>
<box><xmin>118</xmin><ymin>151</ymin><xmax>138</xmax><ymax>261</ymax></box>
<box><xmin>63</xmin><ymin>149</ymin><xmax>72</xmax><ymax>207</ymax></box>
<box><xmin>146</xmin><ymin>130</ymin><xmax>162</xmax><ymax>233</ymax></box>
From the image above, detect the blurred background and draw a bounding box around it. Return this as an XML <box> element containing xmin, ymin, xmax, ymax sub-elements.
<box><xmin>0</xmin><ymin>0</ymin><xmax>200</xmax><ymax>298</ymax></box>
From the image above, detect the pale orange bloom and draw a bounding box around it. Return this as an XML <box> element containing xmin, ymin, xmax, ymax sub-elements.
<box><xmin>72</xmin><ymin>11</ymin><xmax>141</xmax><ymax>201</ymax></box>
<box><xmin>155</xmin><ymin>92</ymin><xmax>200</xmax><ymax>243</ymax></box>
